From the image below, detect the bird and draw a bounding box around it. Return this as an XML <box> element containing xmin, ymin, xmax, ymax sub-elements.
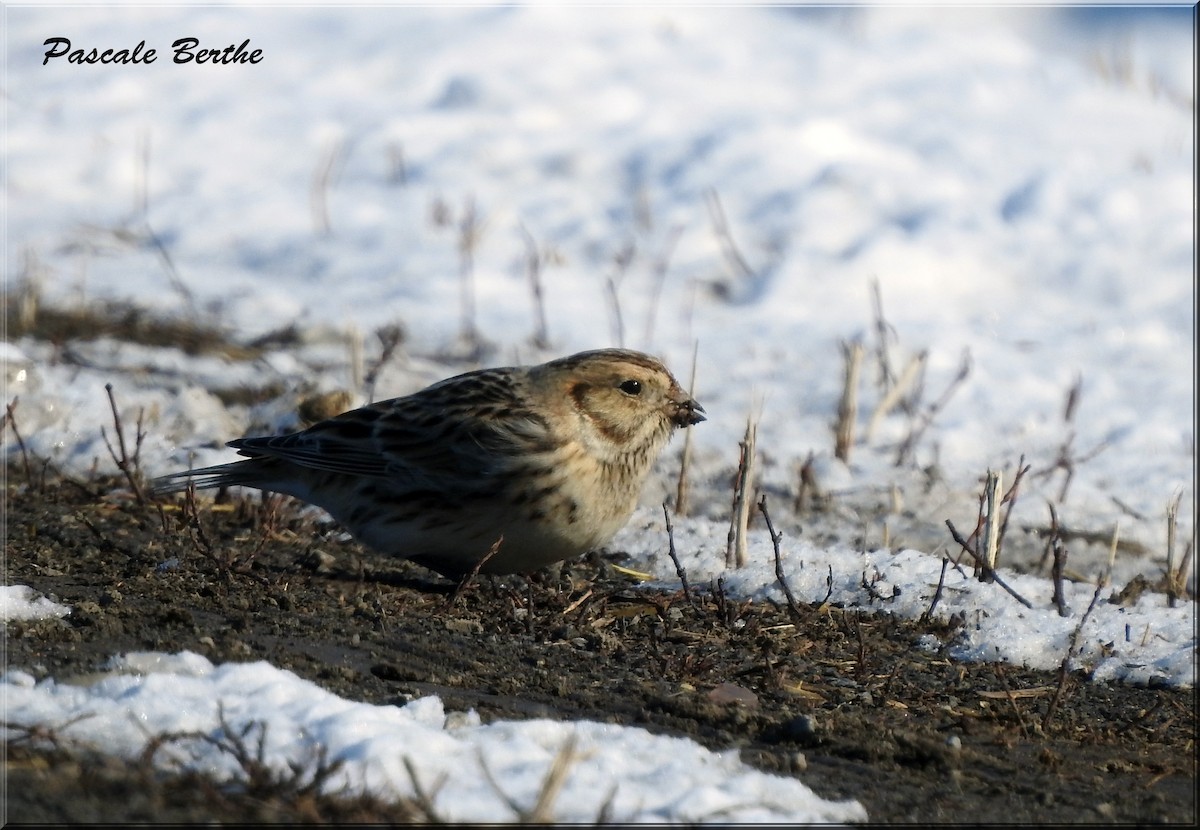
<box><xmin>153</xmin><ymin>348</ymin><xmax>705</xmax><ymax>577</ymax></box>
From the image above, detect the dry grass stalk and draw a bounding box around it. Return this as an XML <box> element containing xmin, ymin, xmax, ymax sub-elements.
<box><xmin>834</xmin><ymin>340</ymin><xmax>864</xmax><ymax>462</ymax></box>
<box><xmin>604</xmin><ymin>243</ymin><xmax>634</xmax><ymax>348</ymax></box>
<box><xmin>1043</xmin><ymin>574</ymin><xmax>1105</xmax><ymax>731</ymax></box>
<box><xmin>387</xmin><ymin>141</ymin><xmax>407</xmax><ymax>186</ymax></box>
<box><xmin>347</xmin><ymin>324</ymin><xmax>364</xmax><ymax>397</ymax></box>
<box><xmin>519</xmin><ymin>226</ymin><xmax>552</xmax><ymax>350</ymax></box>
<box><xmin>869</xmin><ymin>277</ymin><xmax>896</xmax><ymax>393</ymax></box>
<box><xmin>894</xmin><ymin>348</ymin><xmax>970</xmax><ymax>466</ymax></box>
<box><xmin>457</xmin><ymin>196</ymin><xmax>486</xmax><ymax>352</ymax></box>
<box><xmin>866</xmin><ymin>351</ymin><xmax>926</xmax><ymax>443</ymax></box>
<box><xmin>476</xmin><ymin>734</ymin><xmax>585</xmax><ymax>823</ymax></box>
<box><xmin>758</xmin><ymin>494</ymin><xmax>802</xmax><ymax>622</ymax></box>
<box><xmin>1103</xmin><ymin>521</ymin><xmax>1120</xmax><ymax>588</ymax></box>
<box><xmin>310</xmin><ymin>137</ymin><xmax>345</xmax><ymax>236</ymax></box>
<box><xmin>101</xmin><ymin>383</ymin><xmax>147</xmax><ymax>504</ymax></box>
<box><xmin>705</xmin><ymin>188</ymin><xmax>754</xmax><ymax>285</ymax></box>
<box><xmin>983</xmin><ymin>470</ymin><xmax>1002</xmax><ymax>572</ymax></box>
<box><xmin>3</xmin><ymin>397</ymin><xmax>35</xmax><ymax>487</ymax></box>
<box><xmin>946</xmin><ymin>518</ymin><xmax>1033</xmax><ymax>608</ymax></box>
<box><xmin>641</xmin><ymin>224</ymin><xmax>683</xmax><ymax>348</ymax></box>
<box><xmin>442</xmin><ymin>535</ymin><xmax>503</xmax><ymax>611</ymax></box>
<box><xmin>362</xmin><ymin>324</ymin><xmax>405</xmax><ymax>404</ymax></box>
<box><xmin>1047</xmin><ymin>503</ymin><xmax>1070</xmax><ymax>617</ymax></box>
<box><xmin>674</xmin><ymin>341</ymin><xmax>699</xmax><ymax>516</ymax></box>
<box><xmin>725</xmin><ymin>411</ymin><xmax>758</xmax><ymax>569</ymax></box>
<box><xmin>662</xmin><ymin>502</ymin><xmax>694</xmax><ymax>605</ymax></box>
<box><xmin>1164</xmin><ymin>491</ymin><xmax>1188</xmax><ymax>606</ymax></box>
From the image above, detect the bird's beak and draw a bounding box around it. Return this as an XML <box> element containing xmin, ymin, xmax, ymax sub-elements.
<box><xmin>672</xmin><ymin>398</ymin><xmax>706</xmax><ymax>427</ymax></box>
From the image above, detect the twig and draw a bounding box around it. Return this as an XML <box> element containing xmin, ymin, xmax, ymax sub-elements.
<box><xmin>519</xmin><ymin>225</ymin><xmax>552</xmax><ymax>350</ymax></box>
<box><xmin>1043</xmin><ymin>575</ymin><xmax>1105</xmax><ymax>731</ymax></box>
<box><xmin>401</xmin><ymin>756</ymin><xmax>447</xmax><ymax>821</ymax></box>
<box><xmin>674</xmin><ymin>341</ymin><xmax>699</xmax><ymax>516</ymax></box>
<box><xmin>834</xmin><ymin>340</ymin><xmax>863</xmax><ymax>462</ymax></box>
<box><xmin>604</xmin><ymin>242</ymin><xmax>634</xmax><ymax>349</ymax></box>
<box><xmin>945</xmin><ymin>519</ymin><xmax>1033</xmax><ymax>608</ymax></box>
<box><xmin>101</xmin><ymin>383</ymin><xmax>146</xmax><ymax>504</ymax></box>
<box><xmin>866</xmin><ymin>350</ymin><xmax>926</xmax><ymax>443</ymax></box>
<box><xmin>662</xmin><ymin>503</ymin><xmax>694</xmax><ymax>606</ymax></box>
<box><xmin>982</xmin><ymin>469</ymin><xmax>1002</xmax><ymax>573</ymax></box>
<box><xmin>992</xmin><ymin>665</ymin><xmax>1032</xmax><ymax>739</ymax></box>
<box><xmin>363</xmin><ymin>323</ymin><xmax>405</xmax><ymax>404</ymax></box>
<box><xmin>758</xmin><ymin>495</ymin><xmax>802</xmax><ymax>622</ymax></box>
<box><xmin>995</xmin><ymin>455</ymin><xmax>1031</xmax><ymax>556</ymax></box>
<box><xmin>725</xmin><ymin>411</ymin><xmax>758</xmax><ymax>569</ymax></box>
<box><xmin>895</xmin><ymin>348</ymin><xmax>971</xmax><ymax>466</ymax></box>
<box><xmin>705</xmin><ymin>188</ymin><xmax>754</xmax><ymax>284</ymax></box>
<box><xmin>387</xmin><ymin>140</ymin><xmax>407</xmax><ymax>186</ymax></box>
<box><xmin>1165</xmin><ymin>490</ymin><xmax>1183</xmax><ymax>607</ymax></box>
<box><xmin>921</xmin><ymin>556</ymin><xmax>951</xmax><ymax>622</ymax></box>
<box><xmin>311</xmin><ymin>136</ymin><xmax>345</xmax><ymax>235</ymax></box>
<box><xmin>4</xmin><ymin>398</ymin><xmax>35</xmax><ymax>487</ymax></box>
<box><xmin>641</xmin><ymin>225</ymin><xmax>683</xmax><ymax>348</ymax></box>
<box><xmin>443</xmin><ymin>535</ymin><xmax>503</xmax><ymax>610</ymax></box>
<box><xmin>1048</xmin><ymin>503</ymin><xmax>1070</xmax><ymax>617</ymax></box>
<box><xmin>869</xmin><ymin>276</ymin><xmax>897</xmax><ymax>393</ymax></box>
<box><xmin>457</xmin><ymin>196</ymin><xmax>486</xmax><ymax>352</ymax></box>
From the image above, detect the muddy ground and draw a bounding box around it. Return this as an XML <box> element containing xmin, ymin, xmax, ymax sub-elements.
<box><xmin>4</xmin><ymin>470</ymin><xmax>1196</xmax><ymax>824</ymax></box>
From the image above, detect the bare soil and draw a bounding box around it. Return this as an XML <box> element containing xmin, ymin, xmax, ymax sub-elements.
<box><xmin>4</xmin><ymin>471</ymin><xmax>1196</xmax><ymax>824</ymax></box>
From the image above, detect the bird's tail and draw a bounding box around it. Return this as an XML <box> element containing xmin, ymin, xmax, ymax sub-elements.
<box><xmin>150</xmin><ymin>460</ymin><xmax>266</xmax><ymax>496</ymax></box>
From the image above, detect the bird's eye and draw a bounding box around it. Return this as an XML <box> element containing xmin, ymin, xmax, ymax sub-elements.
<box><xmin>619</xmin><ymin>379</ymin><xmax>642</xmax><ymax>396</ymax></box>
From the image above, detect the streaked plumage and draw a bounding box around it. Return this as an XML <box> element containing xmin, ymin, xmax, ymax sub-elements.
<box><xmin>153</xmin><ymin>348</ymin><xmax>704</xmax><ymax>576</ymax></box>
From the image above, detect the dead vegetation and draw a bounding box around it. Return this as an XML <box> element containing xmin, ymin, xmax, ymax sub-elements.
<box><xmin>4</xmin><ymin>469</ymin><xmax>1195</xmax><ymax>824</ymax></box>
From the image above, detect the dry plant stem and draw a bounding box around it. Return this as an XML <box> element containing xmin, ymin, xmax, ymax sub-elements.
<box><xmin>1048</xmin><ymin>504</ymin><xmax>1070</xmax><ymax>617</ymax></box>
<box><xmin>1104</xmin><ymin>522</ymin><xmax>1120</xmax><ymax>587</ymax></box>
<box><xmin>704</xmin><ymin>188</ymin><xmax>754</xmax><ymax>283</ymax></box>
<box><xmin>983</xmin><ymin>470</ymin><xmax>1002</xmax><ymax>572</ymax></box>
<box><xmin>457</xmin><ymin>196</ymin><xmax>485</xmax><ymax>349</ymax></box>
<box><xmin>757</xmin><ymin>495</ymin><xmax>803</xmax><ymax>622</ymax></box>
<box><xmin>4</xmin><ymin>398</ymin><xmax>35</xmax><ymax>486</ymax></box>
<box><xmin>641</xmin><ymin>224</ymin><xmax>683</xmax><ymax>348</ymax></box>
<box><xmin>834</xmin><ymin>340</ymin><xmax>863</xmax><ymax>462</ymax></box>
<box><xmin>922</xmin><ymin>557</ymin><xmax>951</xmax><ymax>622</ymax></box>
<box><xmin>945</xmin><ymin>519</ymin><xmax>1033</xmax><ymax>608</ymax></box>
<box><xmin>182</xmin><ymin>482</ymin><xmax>216</xmax><ymax>558</ymax></box>
<box><xmin>996</xmin><ymin>456</ymin><xmax>1030</xmax><ymax>555</ymax></box>
<box><xmin>101</xmin><ymin>383</ymin><xmax>146</xmax><ymax>504</ymax></box>
<box><xmin>362</xmin><ymin>324</ymin><xmax>404</xmax><ymax>404</ymax></box>
<box><xmin>725</xmin><ymin>413</ymin><xmax>757</xmax><ymax>569</ymax></box>
<box><xmin>1165</xmin><ymin>490</ymin><xmax>1183</xmax><ymax>607</ymax></box>
<box><xmin>866</xmin><ymin>351</ymin><xmax>926</xmax><ymax>444</ymax></box>
<box><xmin>310</xmin><ymin>137</ymin><xmax>344</xmax><ymax>236</ymax></box>
<box><xmin>674</xmin><ymin>341</ymin><xmax>699</xmax><ymax>516</ymax></box>
<box><xmin>475</xmin><ymin>734</ymin><xmax>583</xmax><ymax>823</ymax></box>
<box><xmin>1043</xmin><ymin>576</ymin><xmax>1105</xmax><ymax>731</ymax></box>
<box><xmin>604</xmin><ymin>277</ymin><xmax>625</xmax><ymax>348</ymax></box>
<box><xmin>869</xmin><ymin>277</ymin><xmax>897</xmax><ymax>392</ymax></box>
<box><xmin>895</xmin><ymin>348</ymin><xmax>971</xmax><ymax>466</ymax></box>
<box><xmin>661</xmin><ymin>503</ymin><xmax>694</xmax><ymax>606</ymax></box>
<box><xmin>348</xmin><ymin>324</ymin><xmax>365</xmax><ymax>398</ymax></box>
<box><xmin>387</xmin><ymin>141</ymin><xmax>407</xmax><ymax>186</ymax></box>
<box><xmin>519</xmin><ymin>226</ymin><xmax>552</xmax><ymax>350</ymax></box>
<box><xmin>401</xmin><ymin>756</ymin><xmax>447</xmax><ymax>822</ymax></box>
<box><xmin>443</xmin><ymin>535</ymin><xmax>503</xmax><ymax>611</ymax></box>
<box><xmin>1174</xmin><ymin>542</ymin><xmax>1194</xmax><ymax>602</ymax></box>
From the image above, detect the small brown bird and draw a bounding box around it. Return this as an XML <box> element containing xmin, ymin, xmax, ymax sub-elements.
<box><xmin>153</xmin><ymin>349</ymin><xmax>704</xmax><ymax>576</ymax></box>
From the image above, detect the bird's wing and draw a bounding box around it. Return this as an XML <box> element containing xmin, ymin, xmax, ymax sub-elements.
<box><xmin>229</xmin><ymin>375</ymin><xmax>554</xmax><ymax>486</ymax></box>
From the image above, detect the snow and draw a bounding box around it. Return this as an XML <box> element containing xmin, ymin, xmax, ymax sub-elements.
<box><xmin>0</xmin><ymin>585</ymin><xmax>71</xmax><ymax>623</ymax></box>
<box><xmin>3</xmin><ymin>3</ymin><xmax>1195</xmax><ymax>822</ymax></box>
<box><xmin>2</xmin><ymin>651</ymin><xmax>866</xmax><ymax>823</ymax></box>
